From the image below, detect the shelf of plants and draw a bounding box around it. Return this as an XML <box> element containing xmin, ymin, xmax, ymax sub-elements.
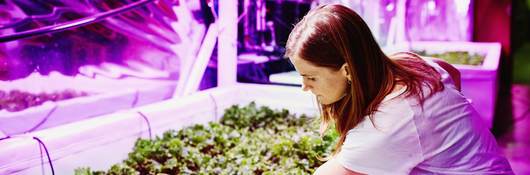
<box><xmin>0</xmin><ymin>83</ymin><xmax>326</xmax><ymax>174</ymax></box>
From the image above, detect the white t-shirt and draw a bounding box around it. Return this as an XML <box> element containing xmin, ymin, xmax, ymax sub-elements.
<box><xmin>336</xmin><ymin>58</ymin><xmax>513</xmax><ymax>174</ymax></box>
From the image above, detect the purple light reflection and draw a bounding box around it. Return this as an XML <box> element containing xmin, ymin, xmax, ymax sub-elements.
<box><xmin>405</xmin><ymin>0</ymin><xmax>474</xmax><ymax>41</ymax></box>
<box><xmin>0</xmin><ymin>0</ymin><xmax>199</xmax><ymax>81</ymax></box>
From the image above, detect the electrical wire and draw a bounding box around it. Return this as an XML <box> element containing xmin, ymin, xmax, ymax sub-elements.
<box><xmin>137</xmin><ymin>111</ymin><xmax>153</xmax><ymax>140</ymax></box>
<box><xmin>0</xmin><ymin>0</ymin><xmax>154</xmax><ymax>42</ymax></box>
<box><xmin>26</xmin><ymin>105</ymin><xmax>58</xmax><ymax>133</ymax></box>
<box><xmin>33</xmin><ymin>136</ymin><xmax>55</xmax><ymax>175</ymax></box>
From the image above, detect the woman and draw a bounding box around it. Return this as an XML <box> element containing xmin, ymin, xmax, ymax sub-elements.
<box><xmin>285</xmin><ymin>4</ymin><xmax>513</xmax><ymax>175</ymax></box>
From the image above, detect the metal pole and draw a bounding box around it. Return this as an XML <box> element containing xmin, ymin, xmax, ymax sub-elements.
<box><xmin>218</xmin><ymin>0</ymin><xmax>238</xmax><ymax>87</ymax></box>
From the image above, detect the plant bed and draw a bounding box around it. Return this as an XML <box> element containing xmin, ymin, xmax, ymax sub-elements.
<box><xmin>0</xmin><ymin>72</ymin><xmax>176</xmax><ymax>135</ymax></box>
<box><xmin>0</xmin><ymin>89</ymin><xmax>90</xmax><ymax>112</ymax></box>
<box><xmin>75</xmin><ymin>102</ymin><xmax>338</xmax><ymax>175</ymax></box>
<box><xmin>413</xmin><ymin>50</ymin><xmax>485</xmax><ymax>66</ymax></box>
<box><xmin>0</xmin><ymin>84</ymin><xmax>318</xmax><ymax>174</ymax></box>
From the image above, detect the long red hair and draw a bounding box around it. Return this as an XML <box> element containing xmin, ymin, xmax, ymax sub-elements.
<box><xmin>285</xmin><ymin>4</ymin><xmax>444</xmax><ymax>155</ymax></box>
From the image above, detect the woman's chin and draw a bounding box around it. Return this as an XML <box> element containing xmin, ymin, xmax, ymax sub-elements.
<box><xmin>317</xmin><ymin>96</ymin><xmax>333</xmax><ymax>105</ymax></box>
<box><xmin>321</xmin><ymin>101</ymin><xmax>332</xmax><ymax>105</ymax></box>
<box><xmin>318</xmin><ymin>95</ymin><xmax>347</xmax><ymax>105</ymax></box>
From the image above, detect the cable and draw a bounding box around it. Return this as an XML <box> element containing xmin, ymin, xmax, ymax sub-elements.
<box><xmin>0</xmin><ymin>0</ymin><xmax>154</xmax><ymax>42</ymax></box>
<box><xmin>39</xmin><ymin>140</ymin><xmax>45</xmax><ymax>175</ymax></box>
<box><xmin>32</xmin><ymin>136</ymin><xmax>55</xmax><ymax>175</ymax></box>
<box><xmin>0</xmin><ymin>7</ymin><xmax>79</xmax><ymax>30</ymax></box>
<box><xmin>26</xmin><ymin>104</ymin><xmax>59</xmax><ymax>133</ymax></box>
<box><xmin>137</xmin><ymin>111</ymin><xmax>153</xmax><ymax>140</ymax></box>
<box><xmin>0</xmin><ymin>135</ymin><xmax>11</xmax><ymax>141</ymax></box>
<box><xmin>131</xmin><ymin>90</ymin><xmax>140</xmax><ymax>108</ymax></box>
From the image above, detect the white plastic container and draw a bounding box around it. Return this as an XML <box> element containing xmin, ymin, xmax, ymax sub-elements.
<box><xmin>0</xmin><ymin>83</ymin><xmax>318</xmax><ymax>175</ymax></box>
<box><xmin>384</xmin><ymin>41</ymin><xmax>502</xmax><ymax>129</ymax></box>
<box><xmin>0</xmin><ymin>72</ymin><xmax>176</xmax><ymax>135</ymax></box>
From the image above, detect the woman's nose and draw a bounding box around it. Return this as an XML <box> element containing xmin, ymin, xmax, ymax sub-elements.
<box><xmin>302</xmin><ymin>84</ymin><xmax>310</xmax><ymax>92</ymax></box>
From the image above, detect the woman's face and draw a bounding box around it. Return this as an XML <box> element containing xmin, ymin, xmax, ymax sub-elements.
<box><xmin>290</xmin><ymin>55</ymin><xmax>349</xmax><ymax>105</ymax></box>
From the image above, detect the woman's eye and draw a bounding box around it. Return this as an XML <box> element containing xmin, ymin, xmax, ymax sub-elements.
<box><xmin>307</xmin><ymin>77</ymin><xmax>316</xmax><ymax>81</ymax></box>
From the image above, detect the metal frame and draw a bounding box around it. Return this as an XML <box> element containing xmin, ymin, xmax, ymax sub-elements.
<box><xmin>174</xmin><ymin>0</ymin><xmax>237</xmax><ymax>96</ymax></box>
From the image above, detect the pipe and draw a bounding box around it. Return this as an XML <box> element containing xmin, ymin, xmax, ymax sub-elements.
<box><xmin>0</xmin><ymin>0</ymin><xmax>154</xmax><ymax>42</ymax></box>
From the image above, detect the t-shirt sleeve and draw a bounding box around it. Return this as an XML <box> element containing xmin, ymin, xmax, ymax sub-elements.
<box><xmin>335</xmin><ymin>102</ymin><xmax>424</xmax><ymax>175</ymax></box>
<box><xmin>421</xmin><ymin>57</ymin><xmax>458</xmax><ymax>89</ymax></box>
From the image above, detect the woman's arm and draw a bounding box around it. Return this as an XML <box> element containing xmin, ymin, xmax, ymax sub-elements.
<box><xmin>314</xmin><ymin>158</ymin><xmax>365</xmax><ymax>175</ymax></box>
<box><xmin>430</xmin><ymin>58</ymin><xmax>462</xmax><ymax>91</ymax></box>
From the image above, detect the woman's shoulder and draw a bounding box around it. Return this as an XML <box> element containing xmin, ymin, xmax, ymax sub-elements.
<box><xmin>389</xmin><ymin>51</ymin><xmax>461</xmax><ymax>91</ymax></box>
<box><xmin>350</xmin><ymin>90</ymin><xmax>414</xmax><ymax>133</ymax></box>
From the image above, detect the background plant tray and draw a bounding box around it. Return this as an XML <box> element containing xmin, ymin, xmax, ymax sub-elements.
<box><xmin>0</xmin><ymin>72</ymin><xmax>176</xmax><ymax>135</ymax></box>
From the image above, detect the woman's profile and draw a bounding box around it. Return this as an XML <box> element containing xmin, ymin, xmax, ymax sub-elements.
<box><xmin>285</xmin><ymin>4</ymin><xmax>513</xmax><ymax>175</ymax></box>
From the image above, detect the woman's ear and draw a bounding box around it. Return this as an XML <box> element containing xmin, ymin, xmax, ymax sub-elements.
<box><xmin>341</xmin><ymin>63</ymin><xmax>351</xmax><ymax>81</ymax></box>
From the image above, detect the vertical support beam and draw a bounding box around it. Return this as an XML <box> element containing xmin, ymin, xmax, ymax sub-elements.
<box><xmin>218</xmin><ymin>0</ymin><xmax>238</xmax><ymax>87</ymax></box>
<box><xmin>395</xmin><ymin>0</ymin><xmax>407</xmax><ymax>43</ymax></box>
<box><xmin>364</xmin><ymin>0</ymin><xmax>380</xmax><ymax>44</ymax></box>
<box><xmin>178</xmin><ymin>23</ymin><xmax>219</xmax><ymax>96</ymax></box>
